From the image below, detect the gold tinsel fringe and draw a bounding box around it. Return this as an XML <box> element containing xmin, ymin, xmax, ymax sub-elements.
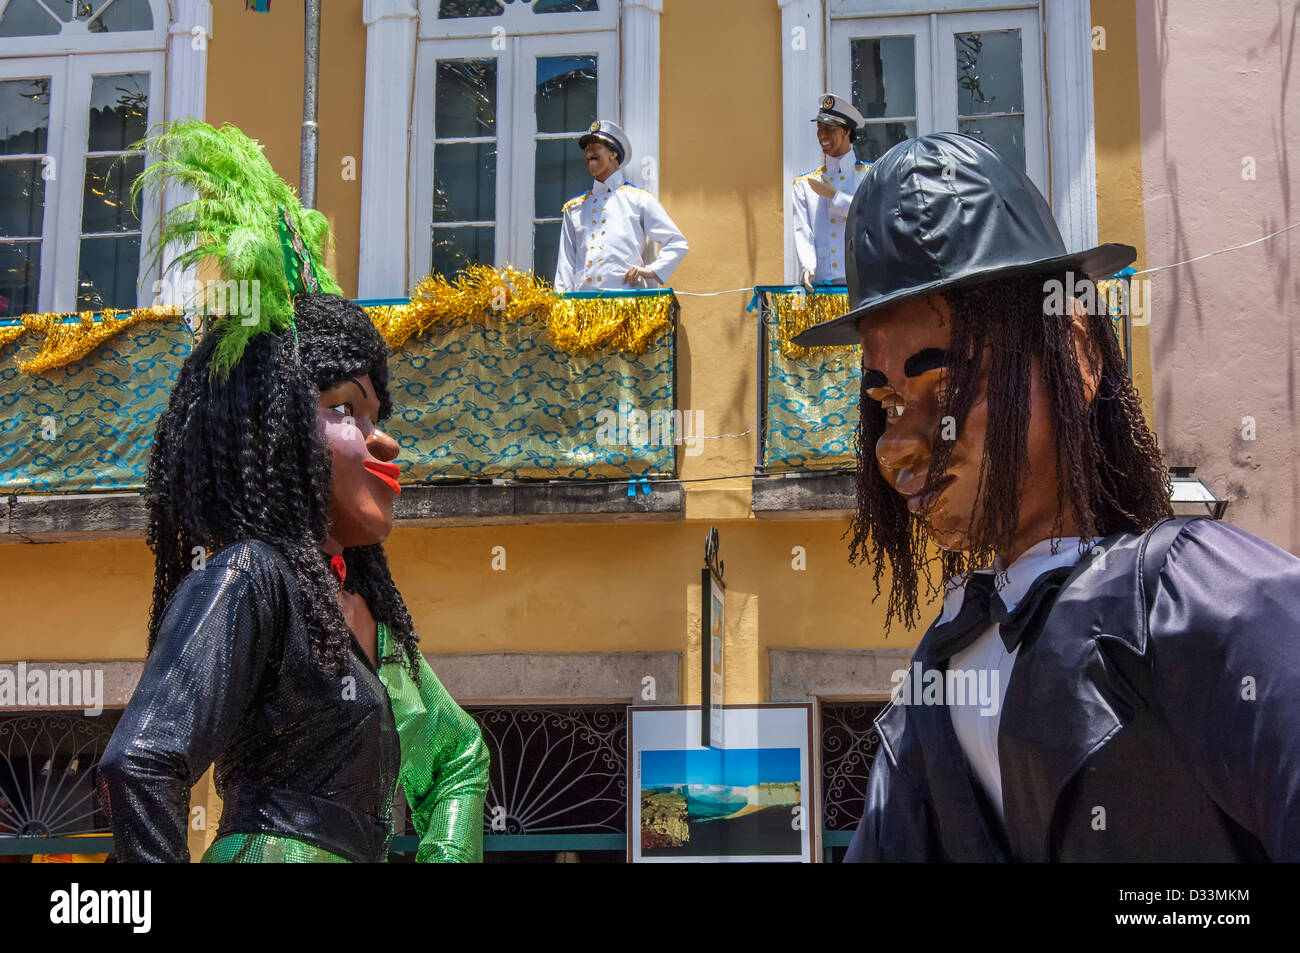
<box><xmin>1</xmin><ymin>306</ymin><xmax>182</xmax><ymax>374</ymax></box>
<box><xmin>364</xmin><ymin>264</ymin><xmax>673</xmax><ymax>356</ymax></box>
<box><xmin>546</xmin><ymin>294</ymin><xmax>674</xmax><ymax>354</ymax></box>
<box><xmin>3</xmin><ymin>266</ymin><xmax>675</xmax><ymax>373</ymax></box>
<box><xmin>768</xmin><ymin>290</ymin><xmax>856</xmax><ymax>360</ymax></box>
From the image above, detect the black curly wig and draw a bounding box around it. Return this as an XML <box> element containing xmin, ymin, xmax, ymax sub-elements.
<box><xmin>144</xmin><ymin>293</ymin><xmax>422</xmax><ymax>679</ymax></box>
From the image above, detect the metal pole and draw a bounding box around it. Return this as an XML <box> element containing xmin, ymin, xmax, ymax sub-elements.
<box><xmin>300</xmin><ymin>0</ymin><xmax>321</xmax><ymax>209</ymax></box>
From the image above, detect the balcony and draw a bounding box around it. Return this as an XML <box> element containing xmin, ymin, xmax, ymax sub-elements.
<box><xmin>750</xmin><ymin>286</ymin><xmax>859</xmax><ymax>518</ymax></box>
<box><xmin>748</xmin><ymin>276</ymin><xmax>1139</xmax><ymax>518</ymax></box>
<box><xmin>0</xmin><ymin>289</ymin><xmax>685</xmax><ymax>541</ymax></box>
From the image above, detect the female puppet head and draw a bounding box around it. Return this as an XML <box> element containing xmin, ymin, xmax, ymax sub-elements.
<box><xmin>131</xmin><ymin>121</ymin><xmax>423</xmax><ymax>676</ymax></box>
<box><xmin>144</xmin><ymin>294</ymin><xmax>421</xmax><ymax>678</ymax></box>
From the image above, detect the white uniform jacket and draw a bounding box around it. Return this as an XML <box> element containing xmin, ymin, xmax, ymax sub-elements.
<box><xmin>791</xmin><ymin>151</ymin><xmax>871</xmax><ymax>284</ymax></box>
<box><xmin>553</xmin><ymin>169</ymin><xmax>689</xmax><ymax>293</ymax></box>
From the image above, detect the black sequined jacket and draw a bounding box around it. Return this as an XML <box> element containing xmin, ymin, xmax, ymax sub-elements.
<box><xmin>98</xmin><ymin>540</ymin><xmax>400</xmax><ymax>862</ymax></box>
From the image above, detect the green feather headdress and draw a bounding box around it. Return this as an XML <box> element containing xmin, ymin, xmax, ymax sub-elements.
<box><xmin>131</xmin><ymin>119</ymin><xmax>343</xmax><ymax>378</ymax></box>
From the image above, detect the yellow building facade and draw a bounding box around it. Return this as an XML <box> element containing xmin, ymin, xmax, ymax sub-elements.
<box><xmin>0</xmin><ymin>0</ymin><xmax>1149</xmax><ymax>861</ymax></box>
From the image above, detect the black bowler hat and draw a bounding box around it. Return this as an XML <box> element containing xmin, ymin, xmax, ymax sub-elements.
<box><xmin>792</xmin><ymin>133</ymin><xmax>1137</xmax><ymax>347</ymax></box>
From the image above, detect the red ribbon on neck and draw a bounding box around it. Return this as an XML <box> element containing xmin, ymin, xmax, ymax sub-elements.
<box><xmin>329</xmin><ymin>554</ymin><xmax>347</xmax><ymax>588</ymax></box>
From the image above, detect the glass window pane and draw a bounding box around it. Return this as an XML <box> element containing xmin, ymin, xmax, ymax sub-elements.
<box><xmin>432</xmin><ymin>225</ymin><xmax>494</xmax><ymax>280</ymax></box>
<box><xmin>433</xmin><ymin>142</ymin><xmax>495</xmax><ymax>223</ymax></box>
<box><xmin>535</xmin><ymin>1</ymin><xmax>600</xmax><ymax>14</ymax></box>
<box><xmin>851</xmin><ymin>37</ymin><xmax>916</xmax><ymax>119</ymax></box>
<box><xmin>0</xmin><ymin>160</ymin><xmax>46</xmax><ymax>238</ymax></box>
<box><xmin>956</xmin><ymin>31</ymin><xmax>1024</xmax><ymax>116</ymax></box>
<box><xmin>0</xmin><ymin>0</ymin><xmax>61</xmax><ymax>36</ymax></box>
<box><xmin>77</xmin><ymin>233</ymin><xmax>140</xmax><ymax>310</ymax></box>
<box><xmin>88</xmin><ymin>0</ymin><xmax>153</xmax><ymax>33</ymax></box>
<box><xmin>536</xmin><ymin>55</ymin><xmax>597</xmax><ymax>134</ymax></box>
<box><xmin>0</xmin><ymin>79</ymin><xmax>51</xmax><ymax>156</ymax></box>
<box><xmin>534</xmin><ymin>138</ymin><xmax>589</xmax><ymax>218</ymax></box>
<box><xmin>435</xmin><ymin>60</ymin><xmax>496</xmax><ymax>139</ymax></box>
<box><xmin>87</xmin><ymin>73</ymin><xmax>149</xmax><ymax>152</ymax></box>
<box><xmin>854</xmin><ymin>120</ymin><xmax>916</xmax><ymax>164</ymax></box>
<box><xmin>82</xmin><ymin>155</ymin><xmax>142</xmax><ymax>233</ymax></box>
<box><xmin>958</xmin><ymin>116</ymin><xmax>1025</xmax><ymax>172</ymax></box>
<box><xmin>438</xmin><ymin>0</ymin><xmax>504</xmax><ymax>17</ymax></box>
<box><xmin>0</xmin><ymin>241</ymin><xmax>40</xmax><ymax>317</ymax></box>
<box><xmin>534</xmin><ymin>222</ymin><xmax>561</xmax><ymax>284</ymax></box>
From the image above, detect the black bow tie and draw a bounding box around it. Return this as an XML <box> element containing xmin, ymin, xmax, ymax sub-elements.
<box><xmin>929</xmin><ymin>565</ymin><xmax>1076</xmax><ymax>661</ymax></box>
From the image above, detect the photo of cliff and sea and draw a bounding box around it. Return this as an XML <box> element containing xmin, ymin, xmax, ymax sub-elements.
<box><xmin>640</xmin><ymin>747</ymin><xmax>802</xmax><ymax>858</ymax></box>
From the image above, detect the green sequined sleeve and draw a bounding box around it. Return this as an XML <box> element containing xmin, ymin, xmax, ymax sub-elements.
<box><xmin>380</xmin><ymin>625</ymin><xmax>490</xmax><ymax>863</ymax></box>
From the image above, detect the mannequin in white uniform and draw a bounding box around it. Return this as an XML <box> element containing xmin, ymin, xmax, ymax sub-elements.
<box><xmin>553</xmin><ymin>120</ymin><xmax>689</xmax><ymax>293</ymax></box>
<box><xmin>791</xmin><ymin>94</ymin><xmax>870</xmax><ymax>291</ymax></box>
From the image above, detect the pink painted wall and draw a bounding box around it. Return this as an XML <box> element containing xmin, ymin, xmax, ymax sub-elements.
<box><xmin>1136</xmin><ymin>0</ymin><xmax>1300</xmax><ymax>550</ymax></box>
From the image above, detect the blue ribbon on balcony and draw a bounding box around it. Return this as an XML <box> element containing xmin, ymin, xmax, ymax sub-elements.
<box><xmin>627</xmin><ymin>478</ymin><xmax>652</xmax><ymax>497</ymax></box>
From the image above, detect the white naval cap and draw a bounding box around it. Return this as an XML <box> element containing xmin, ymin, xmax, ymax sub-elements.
<box><xmin>578</xmin><ymin>119</ymin><xmax>631</xmax><ymax>166</ymax></box>
<box><xmin>811</xmin><ymin>94</ymin><xmax>865</xmax><ymax>133</ymax></box>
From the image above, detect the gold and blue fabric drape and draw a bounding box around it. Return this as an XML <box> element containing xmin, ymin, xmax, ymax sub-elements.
<box><xmin>756</xmin><ymin>287</ymin><xmax>860</xmax><ymax>473</ymax></box>
<box><xmin>377</xmin><ymin>296</ymin><xmax>677</xmax><ymax>482</ymax></box>
<box><xmin>0</xmin><ymin>290</ymin><xmax>677</xmax><ymax>492</ymax></box>
<box><xmin>0</xmin><ymin>319</ymin><xmax>191</xmax><ymax>492</ymax></box>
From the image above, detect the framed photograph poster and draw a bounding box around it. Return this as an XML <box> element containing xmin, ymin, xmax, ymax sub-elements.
<box><xmin>628</xmin><ymin>704</ymin><xmax>814</xmax><ymax>863</ymax></box>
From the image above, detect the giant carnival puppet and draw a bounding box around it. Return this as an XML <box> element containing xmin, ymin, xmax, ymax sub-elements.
<box><xmin>794</xmin><ymin>133</ymin><xmax>1300</xmax><ymax>861</ymax></box>
<box><xmin>97</xmin><ymin>121</ymin><xmax>489</xmax><ymax>863</ymax></box>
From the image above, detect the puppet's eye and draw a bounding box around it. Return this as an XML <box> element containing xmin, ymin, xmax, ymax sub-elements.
<box><xmin>882</xmin><ymin>400</ymin><xmax>904</xmax><ymax>419</ymax></box>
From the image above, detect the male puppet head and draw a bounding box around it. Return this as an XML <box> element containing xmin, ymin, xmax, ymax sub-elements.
<box><xmin>579</xmin><ymin>119</ymin><xmax>631</xmax><ymax>182</ymax></box>
<box><xmin>793</xmin><ymin>134</ymin><xmax>1172</xmax><ymax>627</ymax></box>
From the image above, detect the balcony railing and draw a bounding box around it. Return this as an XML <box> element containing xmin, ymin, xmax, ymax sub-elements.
<box><xmin>752</xmin><ymin>285</ymin><xmax>860</xmax><ymax>476</ymax></box>
<box><xmin>0</xmin><ymin>291</ymin><xmax>680</xmax><ymax>497</ymax></box>
<box><xmin>749</xmin><ymin>277</ymin><xmax>1136</xmax><ymax>516</ymax></box>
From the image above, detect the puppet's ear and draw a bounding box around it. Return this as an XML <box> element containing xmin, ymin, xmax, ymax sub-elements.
<box><xmin>1068</xmin><ymin>294</ymin><xmax>1102</xmax><ymax>405</ymax></box>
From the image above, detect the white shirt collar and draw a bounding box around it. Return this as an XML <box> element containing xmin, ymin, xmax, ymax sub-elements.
<box><xmin>592</xmin><ymin>168</ymin><xmax>625</xmax><ymax>195</ymax></box>
<box><xmin>937</xmin><ymin>536</ymin><xmax>1100</xmax><ymax>624</ymax></box>
<box><xmin>824</xmin><ymin>149</ymin><xmax>856</xmax><ymax>175</ymax></box>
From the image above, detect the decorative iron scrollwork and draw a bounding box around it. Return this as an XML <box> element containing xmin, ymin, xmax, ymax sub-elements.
<box><xmin>821</xmin><ymin>702</ymin><xmax>885</xmax><ymax>832</ymax></box>
<box><xmin>0</xmin><ymin>711</ymin><xmax>123</xmax><ymax>839</ymax></box>
<box><xmin>704</xmin><ymin>525</ymin><xmax>724</xmax><ymax>582</ymax></box>
<box><xmin>468</xmin><ymin>706</ymin><xmax>627</xmax><ymax>835</ymax></box>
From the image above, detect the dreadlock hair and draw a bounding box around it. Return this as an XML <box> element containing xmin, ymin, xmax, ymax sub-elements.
<box><xmin>145</xmin><ymin>293</ymin><xmax>422</xmax><ymax>680</ymax></box>
<box><xmin>847</xmin><ymin>271</ymin><xmax>1173</xmax><ymax>630</ymax></box>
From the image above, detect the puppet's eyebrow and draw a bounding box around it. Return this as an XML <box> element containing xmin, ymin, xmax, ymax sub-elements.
<box><xmin>903</xmin><ymin>348</ymin><xmax>949</xmax><ymax>378</ymax></box>
<box><xmin>864</xmin><ymin>348</ymin><xmax>948</xmax><ymax>389</ymax></box>
<box><xmin>863</xmin><ymin>368</ymin><xmax>888</xmax><ymax>389</ymax></box>
<box><xmin>348</xmin><ymin>376</ymin><xmax>369</xmax><ymax>398</ymax></box>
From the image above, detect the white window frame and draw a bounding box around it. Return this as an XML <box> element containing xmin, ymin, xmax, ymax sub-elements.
<box><xmin>783</xmin><ymin>0</ymin><xmax>1097</xmax><ymax>281</ymax></box>
<box><xmin>362</xmin><ymin>0</ymin><xmax>665</xmax><ymax>298</ymax></box>
<box><xmin>827</xmin><ymin>15</ymin><xmax>933</xmax><ymax>152</ymax></box>
<box><xmin>0</xmin><ymin>0</ymin><xmax>167</xmax><ymax>56</ymax></box>
<box><xmin>417</xmin><ymin>0</ymin><xmax>619</xmax><ymax>39</ymax></box>
<box><xmin>410</xmin><ymin>30</ymin><xmax>617</xmax><ymax>282</ymax></box>
<box><xmin>0</xmin><ymin>51</ymin><xmax>164</xmax><ymax>313</ymax></box>
<box><xmin>932</xmin><ymin>8</ymin><xmax>1046</xmax><ymax>190</ymax></box>
<box><xmin>827</xmin><ymin>8</ymin><xmax>1046</xmax><ymax>190</ymax></box>
<box><xmin>0</xmin><ymin>0</ymin><xmax>210</xmax><ymax>315</ymax></box>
